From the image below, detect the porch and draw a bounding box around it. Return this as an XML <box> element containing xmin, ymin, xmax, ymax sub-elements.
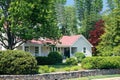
<box><xmin>55</xmin><ymin>47</ymin><xmax>77</xmax><ymax>58</ymax></box>
<box><xmin>17</xmin><ymin>43</ymin><xmax>77</xmax><ymax>58</ymax></box>
<box><xmin>17</xmin><ymin>43</ymin><xmax>50</xmax><ymax>57</ymax></box>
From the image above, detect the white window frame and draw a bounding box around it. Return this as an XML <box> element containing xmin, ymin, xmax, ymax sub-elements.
<box><xmin>25</xmin><ymin>46</ymin><xmax>30</xmax><ymax>52</ymax></box>
<box><xmin>35</xmin><ymin>46</ymin><xmax>39</xmax><ymax>56</ymax></box>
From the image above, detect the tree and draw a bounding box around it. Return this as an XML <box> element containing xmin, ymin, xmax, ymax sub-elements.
<box><xmin>0</xmin><ymin>0</ymin><xmax>60</xmax><ymax>50</ymax></box>
<box><xmin>74</xmin><ymin>0</ymin><xmax>103</xmax><ymax>39</ymax></box>
<box><xmin>55</xmin><ymin>0</ymin><xmax>78</xmax><ymax>35</ymax></box>
<box><xmin>89</xmin><ymin>19</ymin><xmax>104</xmax><ymax>55</ymax></box>
<box><xmin>55</xmin><ymin>0</ymin><xmax>67</xmax><ymax>35</ymax></box>
<box><xmin>97</xmin><ymin>0</ymin><xmax>120</xmax><ymax>56</ymax></box>
<box><xmin>63</xmin><ymin>6</ymin><xmax>78</xmax><ymax>35</ymax></box>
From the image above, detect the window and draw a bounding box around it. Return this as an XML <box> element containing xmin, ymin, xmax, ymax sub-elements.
<box><xmin>58</xmin><ymin>48</ymin><xmax>60</xmax><ymax>51</ymax></box>
<box><xmin>83</xmin><ymin>47</ymin><xmax>86</xmax><ymax>53</ymax></box>
<box><xmin>35</xmin><ymin>47</ymin><xmax>39</xmax><ymax>56</ymax></box>
<box><xmin>25</xmin><ymin>46</ymin><xmax>29</xmax><ymax>52</ymax></box>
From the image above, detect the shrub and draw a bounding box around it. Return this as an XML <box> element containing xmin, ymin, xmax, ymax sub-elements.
<box><xmin>39</xmin><ymin>65</ymin><xmax>49</xmax><ymax>73</ymax></box>
<box><xmin>39</xmin><ymin>66</ymin><xmax>56</xmax><ymax>73</ymax></box>
<box><xmin>74</xmin><ymin>52</ymin><xmax>85</xmax><ymax>63</ymax></box>
<box><xmin>49</xmin><ymin>67</ymin><xmax>56</xmax><ymax>72</ymax></box>
<box><xmin>48</xmin><ymin>51</ymin><xmax>62</xmax><ymax>64</ymax></box>
<box><xmin>64</xmin><ymin>67</ymin><xmax>71</xmax><ymax>71</ymax></box>
<box><xmin>65</xmin><ymin>57</ymin><xmax>77</xmax><ymax>65</ymax></box>
<box><xmin>81</xmin><ymin>56</ymin><xmax>120</xmax><ymax>69</ymax></box>
<box><xmin>36</xmin><ymin>56</ymin><xmax>49</xmax><ymax>65</ymax></box>
<box><xmin>71</xmin><ymin>66</ymin><xmax>79</xmax><ymax>71</ymax></box>
<box><xmin>0</xmin><ymin>50</ymin><xmax>38</xmax><ymax>74</ymax></box>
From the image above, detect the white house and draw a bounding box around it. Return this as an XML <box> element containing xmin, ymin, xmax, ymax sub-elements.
<box><xmin>16</xmin><ymin>35</ymin><xmax>93</xmax><ymax>58</ymax></box>
<box><xmin>0</xmin><ymin>35</ymin><xmax>93</xmax><ymax>58</ymax></box>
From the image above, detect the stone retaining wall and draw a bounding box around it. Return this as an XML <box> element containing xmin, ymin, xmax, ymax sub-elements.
<box><xmin>0</xmin><ymin>69</ymin><xmax>120</xmax><ymax>80</ymax></box>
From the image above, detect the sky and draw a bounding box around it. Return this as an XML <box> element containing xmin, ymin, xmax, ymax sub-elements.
<box><xmin>66</xmin><ymin>0</ymin><xmax>108</xmax><ymax>12</ymax></box>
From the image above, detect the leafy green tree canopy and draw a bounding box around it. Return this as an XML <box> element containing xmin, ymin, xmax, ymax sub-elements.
<box><xmin>0</xmin><ymin>0</ymin><xmax>60</xmax><ymax>50</ymax></box>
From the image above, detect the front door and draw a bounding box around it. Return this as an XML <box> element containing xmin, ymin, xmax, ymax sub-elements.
<box><xmin>64</xmin><ymin>48</ymin><xmax>70</xmax><ymax>58</ymax></box>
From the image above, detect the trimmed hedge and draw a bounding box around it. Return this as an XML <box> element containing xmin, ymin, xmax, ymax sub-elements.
<box><xmin>81</xmin><ymin>56</ymin><xmax>120</xmax><ymax>69</ymax></box>
<box><xmin>36</xmin><ymin>51</ymin><xmax>62</xmax><ymax>65</ymax></box>
<box><xmin>0</xmin><ymin>50</ymin><xmax>38</xmax><ymax>74</ymax></box>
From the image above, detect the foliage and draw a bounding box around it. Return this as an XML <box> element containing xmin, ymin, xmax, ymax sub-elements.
<box><xmin>0</xmin><ymin>50</ymin><xmax>38</xmax><ymax>74</ymax></box>
<box><xmin>64</xmin><ymin>66</ymin><xmax>79</xmax><ymax>71</ymax></box>
<box><xmin>75</xmin><ymin>0</ymin><xmax>103</xmax><ymax>39</ymax></box>
<box><xmin>35</xmin><ymin>56</ymin><xmax>49</xmax><ymax>65</ymax></box>
<box><xmin>36</xmin><ymin>51</ymin><xmax>62</xmax><ymax>65</ymax></box>
<box><xmin>64</xmin><ymin>67</ymin><xmax>71</xmax><ymax>71</ymax></box>
<box><xmin>88</xmin><ymin>20</ymin><xmax>105</xmax><ymax>55</ymax></box>
<box><xmin>71</xmin><ymin>66</ymin><xmax>79</xmax><ymax>71</ymax></box>
<box><xmin>82</xmin><ymin>57</ymin><xmax>120</xmax><ymax>69</ymax></box>
<box><xmin>0</xmin><ymin>0</ymin><xmax>60</xmax><ymax>50</ymax></box>
<box><xmin>97</xmin><ymin>1</ymin><xmax>120</xmax><ymax>56</ymax></box>
<box><xmin>39</xmin><ymin>65</ymin><xmax>50</xmax><ymax>73</ymax></box>
<box><xmin>49</xmin><ymin>67</ymin><xmax>56</xmax><ymax>72</ymax></box>
<box><xmin>48</xmin><ymin>51</ymin><xmax>62</xmax><ymax>64</ymax></box>
<box><xmin>65</xmin><ymin>57</ymin><xmax>78</xmax><ymax>65</ymax></box>
<box><xmin>74</xmin><ymin>52</ymin><xmax>85</xmax><ymax>63</ymax></box>
<box><xmin>39</xmin><ymin>65</ymin><xmax>56</xmax><ymax>73</ymax></box>
<box><xmin>89</xmin><ymin>20</ymin><xmax>105</xmax><ymax>47</ymax></box>
<box><xmin>61</xmin><ymin>6</ymin><xmax>78</xmax><ymax>35</ymax></box>
<box><xmin>55</xmin><ymin>0</ymin><xmax>78</xmax><ymax>35</ymax></box>
<box><xmin>38</xmin><ymin>64</ymin><xmax>82</xmax><ymax>73</ymax></box>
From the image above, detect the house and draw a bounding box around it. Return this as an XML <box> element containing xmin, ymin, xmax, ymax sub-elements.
<box><xmin>0</xmin><ymin>35</ymin><xmax>93</xmax><ymax>58</ymax></box>
<box><xmin>17</xmin><ymin>35</ymin><xmax>93</xmax><ymax>58</ymax></box>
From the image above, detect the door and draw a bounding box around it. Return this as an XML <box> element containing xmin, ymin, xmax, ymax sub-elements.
<box><xmin>64</xmin><ymin>48</ymin><xmax>70</xmax><ymax>58</ymax></box>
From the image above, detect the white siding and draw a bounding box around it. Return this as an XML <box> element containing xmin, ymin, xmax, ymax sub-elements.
<box><xmin>17</xmin><ymin>43</ymin><xmax>42</xmax><ymax>56</ymax></box>
<box><xmin>72</xmin><ymin>37</ymin><xmax>92</xmax><ymax>57</ymax></box>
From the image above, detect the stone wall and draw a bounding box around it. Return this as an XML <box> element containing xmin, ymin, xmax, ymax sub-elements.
<box><xmin>0</xmin><ymin>69</ymin><xmax>120</xmax><ymax>80</ymax></box>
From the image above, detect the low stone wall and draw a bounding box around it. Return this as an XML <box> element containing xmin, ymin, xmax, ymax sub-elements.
<box><xmin>0</xmin><ymin>69</ymin><xmax>120</xmax><ymax>80</ymax></box>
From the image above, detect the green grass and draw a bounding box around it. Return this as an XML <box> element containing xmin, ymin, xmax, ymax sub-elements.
<box><xmin>66</xmin><ymin>74</ymin><xmax>120</xmax><ymax>80</ymax></box>
<box><xmin>38</xmin><ymin>64</ymin><xmax>83</xmax><ymax>73</ymax></box>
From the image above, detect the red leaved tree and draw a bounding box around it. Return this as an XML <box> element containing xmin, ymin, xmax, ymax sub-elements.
<box><xmin>89</xmin><ymin>19</ymin><xmax>105</xmax><ymax>55</ymax></box>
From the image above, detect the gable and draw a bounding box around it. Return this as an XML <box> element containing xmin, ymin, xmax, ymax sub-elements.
<box><xmin>72</xmin><ymin>35</ymin><xmax>93</xmax><ymax>47</ymax></box>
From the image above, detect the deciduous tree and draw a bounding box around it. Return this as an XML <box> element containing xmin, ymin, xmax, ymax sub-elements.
<box><xmin>75</xmin><ymin>0</ymin><xmax>103</xmax><ymax>39</ymax></box>
<box><xmin>0</xmin><ymin>0</ymin><xmax>60</xmax><ymax>50</ymax></box>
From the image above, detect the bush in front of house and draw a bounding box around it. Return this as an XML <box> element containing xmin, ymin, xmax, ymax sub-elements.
<box><xmin>36</xmin><ymin>51</ymin><xmax>62</xmax><ymax>65</ymax></box>
<box><xmin>48</xmin><ymin>51</ymin><xmax>62</xmax><ymax>64</ymax></box>
<box><xmin>36</xmin><ymin>56</ymin><xmax>49</xmax><ymax>65</ymax></box>
<box><xmin>81</xmin><ymin>56</ymin><xmax>120</xmax><ymax>69</ymax></box>
<box><xmin>0</xmin><ymin>50</ymin><xmax>38</xmax><ymax>74</ymax></box>
<box><xmin>74</xmin><ymin>52</ymin><xmax>85</xmax><ymax>63</ymax></box>
<box><xmin>65</xmin><ymin>57</ymin><xmax>78</xmax><ymax>65</ymax></box>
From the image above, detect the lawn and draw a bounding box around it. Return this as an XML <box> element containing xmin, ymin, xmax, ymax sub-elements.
<box><xmin>38</xmin><ymin>64</ymin><xmax>83</xmax><ymax>73</ymax></box>
<box><xmin>65</xmin><ymin>74</ymin><xmax>120</xmax><ymax>80</ymax></box>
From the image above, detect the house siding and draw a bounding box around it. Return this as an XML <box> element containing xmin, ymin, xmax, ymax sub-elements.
<box><xmin>72</xmin><ymin>37</ymin><xmax>92</xmax><ymax>57</ymax></box>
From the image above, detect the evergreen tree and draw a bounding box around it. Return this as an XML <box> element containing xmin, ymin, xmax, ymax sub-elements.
<box><xmin>97</xmin><ymin>0</ymin><xmax>120</xmax><ymax>56</ymax></box>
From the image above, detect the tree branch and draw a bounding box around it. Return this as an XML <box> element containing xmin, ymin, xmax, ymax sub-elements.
<box><xmin>13</xmin><ymin>40</ymin><xmax>25</xmax><ymax>49</ymax></box>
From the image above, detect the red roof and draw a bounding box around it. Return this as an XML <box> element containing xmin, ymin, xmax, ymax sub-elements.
<box><xmin>29</xmin><ymin>39</ymin><xmax>54</xmax><ymax>45</ymax></box>
<box><xmin>29</xmin><ymin>35</ymin><xmax>81</xmax><ymax>46</ymax></box>
<box><xmin>59</xmin><ymin>35</ymin><xmax>80</xmax><ymax>46</ymax></box>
